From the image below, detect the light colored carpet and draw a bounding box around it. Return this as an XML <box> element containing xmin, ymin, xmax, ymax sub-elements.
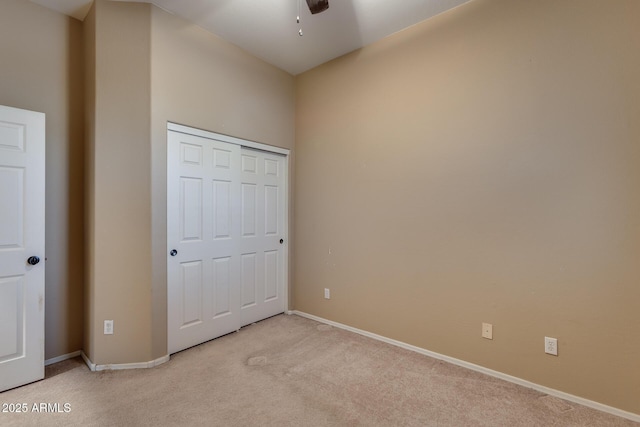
<box><xmin>1</xmin><ymin>314</ymin><xmax>637</xmax><ymax>426</ymax></box>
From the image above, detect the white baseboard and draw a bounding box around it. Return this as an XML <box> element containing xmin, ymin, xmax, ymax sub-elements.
<box><xmin>80</xmin><ymin>351</ymin><xmax>95</xmax><ymax>371</ymax></box>
<box><xmin>292</xmin><ymin>310</ymin><xmax>640</xmax><ymax>423</ymax></box>
<box><xmin>81</xmin><ymin>351</ymin><xmax>170</xmax><ymax>372</ymax></box>
<box><xmin>45</xmin><ymin>350</ymin><xmax>82</xmax><ymax>366</ymax></box>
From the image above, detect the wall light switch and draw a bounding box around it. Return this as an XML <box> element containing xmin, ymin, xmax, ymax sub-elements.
<box><xmin>324</xmin><ymin>288</ymin><xmax>330</xmax><ymax>299</ymax></box>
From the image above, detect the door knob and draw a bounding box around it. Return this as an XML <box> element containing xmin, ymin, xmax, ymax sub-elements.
<box><xmin>170</xmin><ymin>249</ymin><xmax>178</xmax><ymax>256</ymax></box>
<box><xmin>27</xmin><ymin>256</ymin><xmax>40</xmax><ymax>266</ymax></box>
<box><xmin>279</xmin><ymin>239</ymin><xmax>284</xmax><ymax>244</ymax></box>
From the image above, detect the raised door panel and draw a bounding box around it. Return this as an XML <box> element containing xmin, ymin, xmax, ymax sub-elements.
<box><xmin>213</xmin><ymin>148</ymin><xmax>231</xmax><ymax>170</ymax></box>
<box><xmin>0</xmin><ymin>167</ymin><xmax>24</xmax><ymax>248</ymax></box>
<box><xmin>179</xmin><ymin>178</ymin><xmax>203</xmax><ymax>242</ymax></box>
<box><xmin>264</xmin><ymin>185</ymin><xmax>279</xmax><ymax>236</ymax></box>
<box><xmin>0</xmin><ymin>121</ymin><xmax>25</xmax><ymax>152</ymax></box>
<box><xmin>241</xmin><ymin>253</ymin><xmax>257</xmax><ymax>308</ymax></box>
<box><xmin>212</xmin><ymin>257</ymin><xmax>231</xmax><ymax>318</ymax></box>
<box><xmin>212</xmin><ymin>180</ymin><xmax>231</xmax><ymax>240</ymax></box>
<box><xmin>264</xmin><ymin>251</ymin><xmax>278</xmax><ymax>302</ymax></box>
<box><xmin>241</xmin><ymin>184</ymin><xmax>257</xmax><ymax>237</ymax></box>
<box><xmin>264</xmin><ymin>158</ymin><xmax>278</xmax><ymax>178</ymax></box>
<box><xmin>0</xmin><ymin>276</ymin><xmax>24</xmax><ymax>362</ymax></box>
<box><xmin>179</xmin><ymin>261</ymin><xmax>204</xmax><ymax>328</ymax></box>
<box><xmin>241</xmin><ymin>153</ymin><xmax>257</xmax><ymax>174</ymax></box>
<box><xmin>180</xmin><ymin>143</ymin><xmax>202</xmax><ymax>166</ymax></box>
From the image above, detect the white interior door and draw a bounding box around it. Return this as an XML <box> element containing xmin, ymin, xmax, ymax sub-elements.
<box><xmin>0</xmin><ymin>105</ymin><xmax>45</xmax><ymax>392</ymax></box>
<box><xmin>239</xmin><ymin>148</ymin><xmax>286</xmax><ymax>326</ymax></box>
<box><xmin>168</xmin><ymin>128</ymin><xmax>287</xmax><ymax>354</ymax></box>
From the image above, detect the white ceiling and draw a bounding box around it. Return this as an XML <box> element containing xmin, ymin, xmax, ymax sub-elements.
<box><xmin>31</xmin><ymin>0</ymin><xmax>471</xmax><ymax>75</ymax></box>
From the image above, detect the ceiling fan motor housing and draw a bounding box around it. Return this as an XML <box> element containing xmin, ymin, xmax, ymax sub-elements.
<box><xmin>306</xmin><ymin>0</ymin><xmax>329</xmax><ymax>14</ymax></box>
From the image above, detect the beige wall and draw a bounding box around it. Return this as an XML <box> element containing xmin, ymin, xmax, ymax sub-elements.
<box><xmin>85</xmin><ymin>0</ymin><xmax>153</xmax><ymax>364</ymax></box>
<box><xmin>83</xmin><ymin>1</ymin><xmax>296</xmax><ymax>363</ymax></box>
<box><xmin>0</xmin><ymin>0</ymin><xmax>84</xmax><ymax>360</ymax></box>
<box><xmin>149</xmin><ymin>6</ymin><xmax>296</xmax><ymax>358</ymax></box>
<box><xmin>295</xmin><ymin>0</ymin><xmax>640</xmax><ymax>415</ymax></box>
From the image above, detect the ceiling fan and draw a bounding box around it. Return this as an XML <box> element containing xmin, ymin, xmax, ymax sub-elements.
<box><xmin>306</xmin><ymin>0</ymin><xmax>329</xmax><ymax>14</ymax></box>
<box><xmin>297</xmin><ymin>0</ymin><xmax>328</xmax><ymax>36</ymax></box>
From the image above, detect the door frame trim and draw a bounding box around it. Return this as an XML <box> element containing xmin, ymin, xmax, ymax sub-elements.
<box><xmin>168</xmin><ymin>122</ymin><xmax>290</xmax><ymax>156</ymax></box>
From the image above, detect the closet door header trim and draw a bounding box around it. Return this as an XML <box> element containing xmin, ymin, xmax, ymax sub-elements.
<box><xmin>168</xmin><ymin>123</ymin><xmax>290</xmax><ymax>156</ymax></box>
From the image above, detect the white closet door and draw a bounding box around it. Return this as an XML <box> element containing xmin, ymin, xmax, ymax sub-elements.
<box><xmin>0</xmin><ymin>105</ymin><xmax>45</xmax><ymax>392</ymax></box>
<box><xmin>168</xmin><ymin>131</ymin><xmax>242</xmax><ymax>354</ymax></box>
<box><xmin>168</xmin><ymin>130</ymin><xmax>286</xmax><ymax>354</ymax></box>
<box><xmin>239</xmin><ymin>148</ymin><xmax>286</xmax><ymax>326</ymax></box>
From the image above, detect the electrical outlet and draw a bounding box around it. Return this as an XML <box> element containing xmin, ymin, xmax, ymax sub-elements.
<box><xmin>104</xmin><ymin>320</ymin><xmax>114</xmax><ymax>335</ymax></box>
<box><xmin>482</xmin><ymin>323</ymin><xmax>493</xmax><ymax>340</ymax></box>
<box><xmin>545</xmin><ymin>337</ymin><xmax>558</xmax><ymax>356</ymax></box>
<box><xmin>324</xmin><ymin>288</ymin><xmax>330</xmax><ymax>299</ymax></box>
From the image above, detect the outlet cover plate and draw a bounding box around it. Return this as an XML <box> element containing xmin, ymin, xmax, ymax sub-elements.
<box><xmin>482</xmin><ymin>323</ymin><xmax>493</xmax><ymax>340</ymax></box>
<box><xmin>104</xmin><ymin>320</ymin><xmax>114</xmax><ymax>335</ymax></box>
<box><xmin>545</xmin><ymin>337</ymin><xmax>558</xmax><ymax>355</ymax></box>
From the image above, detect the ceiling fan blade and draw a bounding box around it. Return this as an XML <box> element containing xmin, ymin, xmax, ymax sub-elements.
<box><xmin>306</xmin><ymin>0</ymin><xmax>329</xmax><ymax>14</ymax></box>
